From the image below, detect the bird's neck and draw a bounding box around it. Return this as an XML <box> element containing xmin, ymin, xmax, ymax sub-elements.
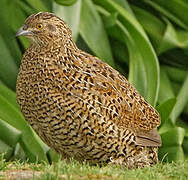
<box><xmin>30</xmin><ymin>37</ymin><xmax>79</xmax><ymax>54</ymax></box>
<box><xmin>25</xmin><ymin>37</ymin><xmax>81</xmax><ymax>68</ymax></box>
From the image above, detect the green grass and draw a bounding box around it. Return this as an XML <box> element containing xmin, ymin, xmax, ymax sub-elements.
<box><xmin>0</xmin><ymin>157</ymin><xmax>188</xmax><ymax>180</ymax></box>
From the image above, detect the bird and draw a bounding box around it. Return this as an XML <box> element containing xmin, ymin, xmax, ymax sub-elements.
<box><xmin>16</xmin><ymin>12</ymin><xmax>161</xmax><ymax>168</ymax></box>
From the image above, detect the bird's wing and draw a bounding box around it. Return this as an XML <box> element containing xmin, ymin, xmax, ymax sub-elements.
<box><xmin>75</xmin><ymin>53</ymin><xmax>161</xmax><ymax>147</ymax></box>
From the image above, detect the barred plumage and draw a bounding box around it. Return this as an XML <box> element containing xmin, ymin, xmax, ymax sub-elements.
<box><xmin>16</xmin><ymin>12</ymin><xmax>161</xmax><ymax>168</ymax></box>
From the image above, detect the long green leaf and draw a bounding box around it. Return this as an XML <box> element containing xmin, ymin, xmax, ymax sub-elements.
<box><xmin>159</xmin><ymin>127</ymin><xmax>185</xmax><ymax>162</ymax></box>
<box><xmin>0</xmin><ymin>35</ymin><xmax>18</xmax><ymax>90</ymax></box>
<box><xmin>54</xmin><ymin>0</ymin><xmax>78</xmax><ymax>6</ymax></box>
<box><xmin>183</xmin><ymin>103</ymin><xmax>188</xmax><ymax>115</ymax></box>
<box><xmin>79</xmin><ymin>0</ymin><xmax>114</xmax><ymax>66</ymax></box>
<box><xmin>156</xmin><ymin>98</ymin><xmax>176</xmax><ymax>127</ymax></box>
<box><xmin>138</xmin><ymin>13</ymin><xmax>181</xmax><ymax>54</ymax></box>
<box><xmin>12</xmin><ymin>143</ymin><xmax>27</xmax><ymax>161</ymax></box>
<box><xmin>158</xmin><ymin>66</ymin><xmax>175</xmax><ymax>104</ymax></box>
<box><xmin>53</xmin><ymin>0</ymin><xmax>81</xmax><ymax>40</ymax></box>
<box><xmin>0</xmin><ymin>140</ymin><xmax>13</xmax><ymax>160</ymax></box>
<box><xmin>0</xmin><ymin>119</ymin><xmax>21</xmax><ymax>148</ymax></box>
<box><xmin>0</xmin><ymin>18</ymin><xmax>22</xmax><ymax>67</ymax></box>
<box><xmin>24</xmin><ymin>0</ymin><xmax>49</xmax><ymax>12</ymax></box>
<box><xmin>157</xmin><ymin>19</ymin><xmax>180</xmax><ymax>54</ymax></box>
<box><xmin>0</xmin><ymin>0</ymin><xmax>28</xmax><ymax>39</ymax></box>
<box><xmin>97</xmin><ymin>6</ymin><xmax>146</xmax><ymax>97</ymax></box>
<box><xmin>132</xmin><ymin>5</ymin><xmax>188</xmax><ymax>56</ymax></box>
<box><xmin>115</xmin><ymin>0</ymin><xmax>134</xmax><ymax>16</ymax></box>
<box><xmin>170</xmin><ymin>72</ymin><xmax>188</xmax><ymax>123</ymax></box>
<box><xmin>165</xmin><ymin>66</ymin><xmax>187</xmax><ymax>83</ymax></box>
<box><xmin>160</xmin><ymin>48</ymin><xmax>188</xmax><ymax>69</ymax></box>
<box><xmin>94</xmin><ymin>0</ymin><xmax>159</xmax><ymax>106</ymax></box>
<box><xmin>47</xmin><ymin>149</ymin><xmax>60</xmax><ymax>163</ymax></box>
<box><xmin>161</xmin><ymin>127</ymin><xmax>185</xmax><ymax>147</ymax></box>
<box><xmin>159</xmin><ymin>146</ymin><xmax>184</xmax><ymax>162</ymax></box>
<box><xmin>131</xmin><ymin>5</ymin><xmax>165</xmax><ymax>52</ymax></box>
<box><xmin>0</xmin><ymin>84</ymin><xmax>19</xmax><ymax>110</ymax></box>
<box><xmin>183</xmin><ymin>137</ymin><xmax>188</xmax><ymax>159</ymax></box>
<box><xmin>0</xmin><ymin>94</ymin><xmax>48</xmax><ymax>162</ymax></box>
<box><xmin>143</xmin><ymin>0</ymin><xmax>188</xmax><ymax>30</ymax></box>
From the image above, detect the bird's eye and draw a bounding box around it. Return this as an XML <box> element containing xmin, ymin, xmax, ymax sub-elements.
<box><xmin>36</xmin><ymin>23</ymin><xmax>43</xmax><ymax>30</ymax></box>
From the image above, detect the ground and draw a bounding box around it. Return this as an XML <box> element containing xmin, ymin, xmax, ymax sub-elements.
<box><xmin>0</xmin><ymin>158</ymin><xmax>188</xmax><ymax>180</ymax></box>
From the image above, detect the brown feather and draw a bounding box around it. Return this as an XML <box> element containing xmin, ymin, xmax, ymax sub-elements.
<box><xmin>136</xmin><ymin>129</ymin><xmax>162</xmax><ymax>147</ymax></box>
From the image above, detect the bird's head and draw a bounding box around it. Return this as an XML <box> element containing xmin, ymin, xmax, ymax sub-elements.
<box><xmin>16</xmin><ymin>12</ymin><xmax>72</xmax><ymax>47</ymax></box>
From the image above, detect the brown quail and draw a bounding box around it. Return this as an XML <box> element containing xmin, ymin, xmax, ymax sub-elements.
<box><xmin>16</xmin><ymin>12</ymin><xmax>161</xmax><ymax>168</ymax></box>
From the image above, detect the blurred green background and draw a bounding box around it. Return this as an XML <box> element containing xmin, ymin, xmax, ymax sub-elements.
<box><xmin>0</xmin><ymin>0</ymin><xmax>188</xmax><ymax>164</ymax></box>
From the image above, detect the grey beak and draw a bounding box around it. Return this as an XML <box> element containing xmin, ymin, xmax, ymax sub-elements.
<box><xmin>16</xmin><ymin>26</ymin><xmax>33</xmax><ymax>37</ymax></box>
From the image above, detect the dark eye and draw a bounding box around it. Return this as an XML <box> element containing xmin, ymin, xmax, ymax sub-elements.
<box><xmin>36</xmin><ymin>23</ymin><xmax>43</xmax><ymax>30</ymax></box>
